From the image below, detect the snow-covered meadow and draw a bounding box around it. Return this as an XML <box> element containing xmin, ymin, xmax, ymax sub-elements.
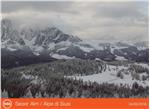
<box><xmin>68</xmin><ymin>64</ymin><xmax>149</xmax><ymax>88</ymax></box>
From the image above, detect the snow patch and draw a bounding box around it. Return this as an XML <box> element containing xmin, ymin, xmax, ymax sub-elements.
<box><xmin>75</xmin><ymin>45</ymin><xmax>94</xmax><ymax>52</ymax></box>
<box><xmin>51</xmin><ymin>54</ymin><xmax>75</xmax><ymax>59</ymax></box>
<box><xmin>48</xmin><ymin>43</ymin><xmax>56</xmax><ymax>50</ymax></box>
<box><xmin>115</xmin><ymin>56</ymin><xmax>127</xmax><ymax>61</ymax></box>
<box><xmin>33</xmin><ymin>52</ymin><xmax>40</xmax><ymax>56</ymax></box>
<box><xmin>7</xmin><ymin>47</ymin><xmax>17</xmax><ymax>51</ymax></box>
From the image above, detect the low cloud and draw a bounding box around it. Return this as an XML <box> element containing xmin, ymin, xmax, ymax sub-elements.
<box><xmin>2</xmin><ymin>1</ymin><xmax>148</xmax><ymax>41</ymax></box>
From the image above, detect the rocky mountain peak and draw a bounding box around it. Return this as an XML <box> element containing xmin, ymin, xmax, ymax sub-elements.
<box><xmin>1</xmin><ymin>18</ymin><xmax>82</xmax><ymax>52</ymax></box>
<box><xmin>1</xmin><ymin>18</ymin><xmax>25</xmax><ymax>45</ymax></box>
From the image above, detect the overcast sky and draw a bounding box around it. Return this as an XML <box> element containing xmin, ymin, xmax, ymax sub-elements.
<box><xmin>2</xmin><ymin>1</ymin><xmax>149</xmax><ymax>41</ymax></box>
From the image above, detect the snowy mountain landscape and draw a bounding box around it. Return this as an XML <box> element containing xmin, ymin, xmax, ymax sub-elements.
<box><xmin>1</xmin><ymin>18</ymin><xmax>149</xmax><ymax>98</ymax></box>
<box><xmin>1</xmin><ymin>19</ymin><xmax>149</xmax><ymax>68</ymax></box>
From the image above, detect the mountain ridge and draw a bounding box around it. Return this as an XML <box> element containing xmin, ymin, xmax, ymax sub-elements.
<box><xmin>1</xmin><ymin>19</ymin><xmax>149</xmax><ymax>69</ymax></box>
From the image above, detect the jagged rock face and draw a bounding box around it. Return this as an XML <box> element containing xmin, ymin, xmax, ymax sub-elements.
<box><xmin>33</xmin><ymin>27</ymin><xmax>63</xmax><ymax>46</ymax></box>
<box><xmin>2</xmin><ymin>19</ymin><xmax>81</xmax><ymax>51</ymax></box>
<box><xmin>22</xmin><ymin>27</ymin><xmax>81</xmax><ymax>47</ymax></box>
<box><xmin>1</xmin><ymin>19</ymin><xmax>13</xmax><ymax>41</ymax></box>
<box><xmin>1</xmin><ymin>19</ymin><xmax>25</xmax><ymax>45</ymax></box>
